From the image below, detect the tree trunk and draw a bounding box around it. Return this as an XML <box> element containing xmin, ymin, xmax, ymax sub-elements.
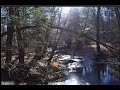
<box><xmin>115</xmin><ymin>7</ymin><xmax>120</xmax><ymax>60</ymax></box>
<box><xmin>17</xmin><ymin>29</ymin><xmax>25</xmax><ymax>64</ymax></box>
<box><xmin>43</xmin><ymin>8</ymin><xmax>57</xmax><ymax>57</ymax></box>
<box><xmin>43</xmin><ymin>27</ymin><xmax>50</xmax><ymax>57</ymax></box>
<box><xmin>96</xmin><ymin>7</ymin><xmax>101</xmax><ymax>54</ymax></box>
<box><xmin>5</xmin><ymin>7</ymin><xmax>15</xmax><ymax>63</ymax></box>
<box><xmin>16</xmin><ymin>7</ymin><xmax>25</xmax><ymax>64</ymax></box>
<box><xmin>47</xmin><ymin>8</ymin><xmax>63</xmax><ymax>67</ymax></box>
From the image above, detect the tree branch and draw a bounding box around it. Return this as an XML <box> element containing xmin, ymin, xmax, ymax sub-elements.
<box><xmin>1</xmin><ymin>26</ymin><xmax>37</xmax><ymax>37</ymax></box>
<box><xmin>1</xmin><ymin>22</ymin><xmax>119</xmax><ymax>54</ymax></box>
<box><xmin>47</xmin><ymin>24</ymin><xmax>119</xmax><ymax>52</ymax></box>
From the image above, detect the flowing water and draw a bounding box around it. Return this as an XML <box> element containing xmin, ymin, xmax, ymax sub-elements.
<box><xmin>57</xmin><ymin>54</ymin><xmax>120</xmax><ymax>85</ymax></box>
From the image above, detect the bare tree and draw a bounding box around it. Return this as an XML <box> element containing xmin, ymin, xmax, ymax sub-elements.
<box><xmin>43</xmin><ymin>7</ymin><xmax>59</xmax><ymax>57</ymax></box>
<box><xmin>96</xmin><ymin>7</ymin><xmax>101</xmax><ymax>54</ymax></box>
<box><xmin>15</xmin><ymin>7</ymin><xmax>25</xmax><ymax>64</ymax></box>
<box><xmin>5</xmin><ymin>7</ymin><xmax>15</xmax><ymax>63</ymax></box>
<box><xmin>115</xmin><ymin>7</ymin><xmax>120</xmax><ymax>60</ymax></box>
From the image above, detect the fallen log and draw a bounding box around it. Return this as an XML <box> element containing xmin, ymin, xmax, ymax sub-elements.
<box><xmin>47</xmin><ymin>24</ymin><xmax>119</xmax><ymax>55</ymax></box>
<box><xmin>1</xmin><ymin>23</ymin><xmax>119</xmax><ymax>55</ymax></box>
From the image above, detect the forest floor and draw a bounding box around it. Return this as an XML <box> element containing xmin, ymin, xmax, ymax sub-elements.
<box><xmin>1</xmin><ymin>43</ymin><xmax>120</xmax><ymax>85</ymax></box>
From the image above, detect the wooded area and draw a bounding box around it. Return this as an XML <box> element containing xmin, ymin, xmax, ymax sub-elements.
<box><xmin>1</xmin><ymin>6</ymin><xmax>120</xmax><ymax>85</ymax></box>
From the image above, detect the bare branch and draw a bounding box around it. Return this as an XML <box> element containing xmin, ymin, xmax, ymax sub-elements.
<box><xmin>47</xmin><ymin>24</ymin><xmax>119</xmax><ymax>52</ymax></box>
<box><xmin>1</xmin><ymin>26</ymin><xmax>37</xmax><ymax>37</ymax></box>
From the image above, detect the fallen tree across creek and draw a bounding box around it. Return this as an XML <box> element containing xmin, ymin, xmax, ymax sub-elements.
<box><xmin>1</xmin><ymin>22</ymin><xmax>119</xmax><ymax>56</ymax></box>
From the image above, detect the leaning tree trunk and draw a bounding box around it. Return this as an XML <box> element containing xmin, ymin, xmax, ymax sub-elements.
<box><xmin>96</xmin><ymin>7</ymin><xmax>101</xmax><ymax>54</ymax></box>
<box><xmin>5</xmin><ymin>7</ymin><xmax>15</xmax><ymax>63</ymax></box>
<box><xmin>48</xmin><ymin>21</ymin><xmax>119</xmax><ymax>55</ymax></box>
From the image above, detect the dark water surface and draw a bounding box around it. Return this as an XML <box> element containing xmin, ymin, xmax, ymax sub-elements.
<box><xmin>61</xmin><ymin>55</ymin><xmax>120</xmax><ymax>85</ymax></box>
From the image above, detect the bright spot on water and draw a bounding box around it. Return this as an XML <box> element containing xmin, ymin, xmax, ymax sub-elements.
<box><xmin>59</xmin><ymin>55</ymin><xmax>71</xmax><ymax>60</ymax></box>
<box><xmin>65</xmin><ymin>74</ymin><xmax>90</xmax><ymax>85</ymax></box>
<box><xmin>86</xmin><ymin>83</ymin><xmax>90</xmax><ymax>85</ymax></box>
<box><xmin>65</xmin><ymin>77</ymin><xmax>78</xmax><ymax>85</ymax></box>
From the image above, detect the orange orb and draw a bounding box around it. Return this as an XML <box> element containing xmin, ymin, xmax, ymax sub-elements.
<box><xmin>53</xmin><ymin>62</ymin><xmax>59</xmax><ymax>68</ymax></box>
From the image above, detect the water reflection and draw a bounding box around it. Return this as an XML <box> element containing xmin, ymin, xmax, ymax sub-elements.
<box><xmin>81</xmin><ymin>62</ymin><xmax>120</xmax><ymax>85</ymax></box>
<box><xmin>82</xmin><ymin>67</ymin><xmax>86</xmax><ymax>76</ymax></box>
<box><xmin>57</xmin><ymin>54</ymin><xmax>120</xmax><ymax>85</ymax></box>
<box><xmin>65</xmin><ymin>73</ymin><xmax>90</xmax><ymax>85</ymax></box>
<box><xmin>65</xmin><ymin>75</ymin><xmax>79</xmax><ymax>85</ymax></box>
